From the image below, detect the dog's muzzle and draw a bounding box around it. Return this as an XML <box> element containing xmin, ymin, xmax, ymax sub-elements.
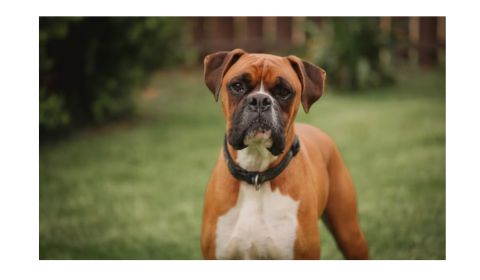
<box><xmin>228</xmin><ymin>93</ymin><xmax>285</xmax><ymax>155</ymax></box>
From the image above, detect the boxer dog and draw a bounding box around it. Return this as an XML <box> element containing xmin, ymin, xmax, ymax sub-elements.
<box><xmin>201</xmin><ymin>49</ymin><xmax>369</xmax><ymax>260</ymax></box>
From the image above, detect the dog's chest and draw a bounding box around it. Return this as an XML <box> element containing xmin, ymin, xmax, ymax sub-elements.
<box><xmin>215</xmin><ymin>182</ymin><xmax>300</xmax><ymax>259</ymax></box>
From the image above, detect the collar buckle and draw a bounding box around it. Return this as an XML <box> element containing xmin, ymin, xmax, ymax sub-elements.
<box><xmin>253</xmin><ymin>174</ymin><xmax>260</xmax><ymax>191</ymax></box>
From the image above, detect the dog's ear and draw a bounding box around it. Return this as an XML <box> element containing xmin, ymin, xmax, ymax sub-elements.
<box><xmin>287</xmin><ymin>55</ymin><xmax>326</xmax><ymax>113</ymax></box>
<box><xmin>204</xmin><ymin>49</ymin><xmax>246</xmax><ymax>102</ymax></box>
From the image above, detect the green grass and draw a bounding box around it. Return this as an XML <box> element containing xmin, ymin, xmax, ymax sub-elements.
<box><xmin>40</xmin><ymin>67</ymin><xmax>445</xmax><ymax>259</ymax></box>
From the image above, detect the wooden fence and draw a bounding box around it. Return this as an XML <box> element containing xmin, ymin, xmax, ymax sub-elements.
<box><xmin>187</xmin><ymin>17</ymin><xmax>445</xmax><ymax>67</ymax></box>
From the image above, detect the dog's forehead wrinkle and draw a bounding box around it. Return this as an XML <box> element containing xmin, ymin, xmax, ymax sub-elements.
<box><xmin>227</xmin><ymin>54</ymin><xmax>294</xmax><ymax>94</ymax></box>
<box><xmin>248</xmin><ymin>53</ymin><xmax>283</xmax><ymax>61</ymax></box>
<box><xmin>236</xmin><ymin>54</ymin><xmax>283</xmax><ymax>83</ymax></box>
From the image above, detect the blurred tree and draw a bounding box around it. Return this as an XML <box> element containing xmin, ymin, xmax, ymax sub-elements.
<box><xmin>304</xmin><ymin>17</ymin><xmax>394</xmax><ymax>91</ymax></box>
<box><xmin>40</xmin><ymin>17</ymin><xmax>185</xmax><ymax>136</ymax></box>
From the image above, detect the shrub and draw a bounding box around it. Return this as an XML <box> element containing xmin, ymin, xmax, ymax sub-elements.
<box><xmin>304</xmin><ymin>17</ymin><xmax>395</xmax><ymax>91</ymax></box>
<box><xmin>40</xmin><ymin>17</ymin><xmax>186</xmax><ymax>135</ymax></box>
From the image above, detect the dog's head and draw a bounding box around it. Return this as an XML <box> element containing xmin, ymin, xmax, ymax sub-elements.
<box><xmin>204</xmin><ymin>49</ymin><xmax>326</xmax><ymax>156</ymax></box>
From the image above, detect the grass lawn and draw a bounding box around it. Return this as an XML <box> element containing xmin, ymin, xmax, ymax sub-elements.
<box><xmin>39</xmin><ymin>67</ymin><xmax>445</xmax><ymax>259</ymax></box>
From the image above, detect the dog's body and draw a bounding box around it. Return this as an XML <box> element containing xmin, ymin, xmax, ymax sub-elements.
<box><xmin>201</xmin><ymin>49</ymin><xmax>369</xmax><ymax>259</ymax></box>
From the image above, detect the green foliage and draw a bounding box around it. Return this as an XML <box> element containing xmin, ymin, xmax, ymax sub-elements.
<box><xmin>40</xmin><ymin>17</ymin><xmax>186</xmax><ymax>134</ymax></box>
<box><xmin>305</xmin><ymin>18</ymin><xmax>395</xmax><ymax>91</ymax></box>
<box><xmin>39</xmin><ymin>89</ymin><xmax>70</xmax><ymax>129</ymax></box>
<box><xmin>40</xmin><ymin>68</ymin><xmax>445</xmax><ymax>259</ymax></box>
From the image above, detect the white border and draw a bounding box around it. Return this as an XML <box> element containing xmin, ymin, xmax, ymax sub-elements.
<box><xmin>2</xmin><ymin>0</ymin><xmax>480</xmax><ymax>279</ymax></box>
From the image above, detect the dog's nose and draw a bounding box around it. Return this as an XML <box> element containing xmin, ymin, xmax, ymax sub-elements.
<box><xmin>247</xmin><ymin>94</ymin><xmax>272</xmax><ymax>112</ymax></box>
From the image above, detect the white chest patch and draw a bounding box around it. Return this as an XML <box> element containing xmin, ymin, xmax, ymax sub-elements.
<box><xmin>215</xmin><ymin>182</ymin><xmax>300</xmax><ymax>259</ymax></box>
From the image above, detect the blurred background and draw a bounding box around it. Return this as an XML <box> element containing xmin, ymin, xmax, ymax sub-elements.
<box><xmin>39</xmin><ymin>17</ymin><xmax>445</xmax><ymax>259</ymax></box>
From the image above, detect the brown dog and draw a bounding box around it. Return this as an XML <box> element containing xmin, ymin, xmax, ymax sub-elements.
<box><xmin>200</xmin><ymin>49</ymin><xmax>369</xmax><ymax>259</ymax></box>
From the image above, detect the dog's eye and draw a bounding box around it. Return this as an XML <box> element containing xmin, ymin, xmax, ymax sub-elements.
<box><xmin>274</xmin><ymin>87</ymin><xmax>292</xmax><ymax>100</ymax></box>
<box><xmin>228</xmin><ymin>82</ymin><xmax>247</xmax><ymax>95</ymax></box>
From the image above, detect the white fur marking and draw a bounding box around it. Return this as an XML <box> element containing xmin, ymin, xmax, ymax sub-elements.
<box><xmin>237</xmin><ymin>139</ymin><xmax>276</xmax><ymax>171</ymax></box>
<box><xmin>258</xmin><ymin>80</ymin><xmax>266</xmax><ymax>94</ymax></box>
<box><xmin>215</xmin><ymin>141</ymin><xmax>299</xmax><ymax>259</ymax></box>
<box><xmin>215</xmin><ymin>182</ymin><xmax>299</xmax><ymax>259</ymax></box>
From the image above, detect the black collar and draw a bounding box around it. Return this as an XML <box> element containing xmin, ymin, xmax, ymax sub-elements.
<box><xmin>223</xmin><ymin>135</ymin><xmax>300</xmax><ymax>190</ymax></box>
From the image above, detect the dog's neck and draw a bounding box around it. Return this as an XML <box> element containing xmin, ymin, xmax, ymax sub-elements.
<box><xmin>235</xmin><ymin>138</ymin><xmax>277</xmax><ymax>172</ymax></box>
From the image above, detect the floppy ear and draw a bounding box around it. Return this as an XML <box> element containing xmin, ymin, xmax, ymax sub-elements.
<box><xmin>287</xmin><ymin>55</ymin><xmax>326</xmax><ymax>113</ymax></box>
<box><xmin>203</xmin><ymin>49</ymin><xmax>246</xmax><ymax>102</ymax></box>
